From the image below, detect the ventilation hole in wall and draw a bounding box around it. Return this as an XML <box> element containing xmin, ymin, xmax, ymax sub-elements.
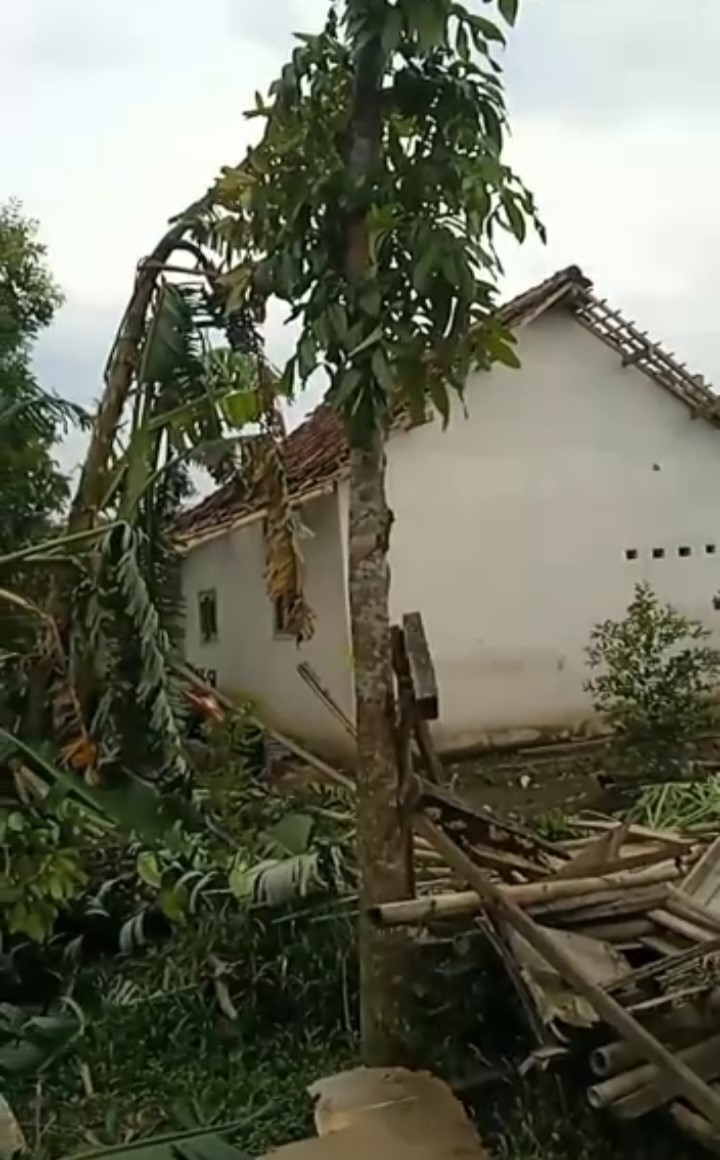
<box><xmin>652</xmin><ymin>547</ymin><xmax>665</xmax><ymax>559</ymax></box>
<box><xmin>678</xmin><ymin>546</ymin><xmax>692</xmax><ymax>558</ymax></box>
<box><xmin>707</xmin><ymin>544</ymin><xmax>717</xmax><ymax>556</ymax></box>
<box><xmin>624</xmin><ymin>549</ymin><xmax>638</xmax><ymax>561</ymax></box>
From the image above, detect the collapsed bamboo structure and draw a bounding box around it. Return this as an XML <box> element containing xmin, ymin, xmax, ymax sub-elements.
<box><xmin>365</xmin><ymin>609</ymin><xmax>720</xmax><ymax>1157</ymax></box>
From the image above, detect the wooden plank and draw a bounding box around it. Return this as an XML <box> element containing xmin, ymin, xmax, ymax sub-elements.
<box><xmin>609</xmin><ymin>934</ymin><xmax>720</xmax><ymax>997</ymax></box>
<box><xmin>415</xmin><ymin>814</ymin><xmax>720</xmax><ymax>1132</ymax></box>
<box><xmin>391</xmin><ymin>626</ymin><xmax>442</xmax><ymax>785</ymax></box>
<box><xmin>401</xmin><ymin>612</ymin><xmax>439</xmax><ymax>721</ymax></box>
<box><xmin>391</xmin><ymin>629</ymin><xmax>416</xmax><ymax>899</ymax></box>
<box><xmin>414</xmin><ymin>776</ymin><xmax>568</xmax><ymax>865</ymax></box>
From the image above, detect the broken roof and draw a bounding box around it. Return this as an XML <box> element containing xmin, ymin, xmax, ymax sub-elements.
<box><xmin>178</xmin><ymin>265</ymin><xmax>718</xmax><ymax>549</ymax></box>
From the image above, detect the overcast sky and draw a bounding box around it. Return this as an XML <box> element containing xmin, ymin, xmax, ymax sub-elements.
<box><xmin>2</xmin><ymin>0</ymin><xmax>719</xmax><ymax>473</ymax></box>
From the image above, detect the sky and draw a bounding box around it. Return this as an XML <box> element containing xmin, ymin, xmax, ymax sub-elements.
<box><xmin>2</xmin><ymin>0</ymin><xmax>720</xmax><ymax>475</ymax></box>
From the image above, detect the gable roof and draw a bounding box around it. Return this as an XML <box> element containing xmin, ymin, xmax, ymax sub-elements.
<box><xmin>177</xmin><ymin>265</ymin><xmax>718</xmax><ymax>549</ymax></box>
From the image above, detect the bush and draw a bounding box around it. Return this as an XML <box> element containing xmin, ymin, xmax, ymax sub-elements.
<box><xmin>585</xmin><ymin>583</ymin><xmax>720</xmax><ymax>781</ymax></box>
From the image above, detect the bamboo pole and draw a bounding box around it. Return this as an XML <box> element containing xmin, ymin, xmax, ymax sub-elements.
<box><xmin>591</xmin><ymin>1004</ymin><xmax>720</xmax><ymax>1078</ymax></box>
<box><xmin>667</xmin><ymin>888</ymin><xmax>720</xmax><ymax>936</ymax></box>
<box><xmin>369</xmin><ymin>890</ymin><xmax>481</xmax><ymax>927</ymax></box>
<box><xmin>370</xmin><ymin>863</ymin><xmax>684</xmax><ymax>928</ymax></box>
<box><xmin>535</xmin><ymin>884</ymin><xmax>669</xmax><ymax>925</ymax></box>
<box><xmin>608</xmin><ymin>934</ymin><xmax>720</xmax><ymax>996</ymax></box>
<box><xmin>415</xmin><ymin>814</ymin><xmax>720</xmax><ymax>1131</ymax></box>
<box><xmin>588</xmin><ymin>1032</ymin><xmax>720</xmax><ymax>1109</ymax></box>
<box><xmin>611</xmin><ymin>1033</ymin><xmax>720</xmax><ymax>1120</ymax></box>
<box><xmin>672</xmin><ymin>1103</ymin><xmax>720</xmax><ymax>1156</ymax></box>
<box><xmin>573</xmin><ymin>919</ymin><xmax>652</xmax><ymax>943</ymax></box>
<box><xmin>649</xmin><ymin>908</ymin><xmax>716</xmax><ymax>944</ymax></box>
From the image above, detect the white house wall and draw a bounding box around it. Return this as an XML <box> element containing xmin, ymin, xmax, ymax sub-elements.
<box><xmin>385</xmin><ymin>310</ymin><xmax>720</xmax><ymax>751</ymax></box>
<box><xmin>181</xmin><ymin>489</ymin><xmax>354</xmax><ymax>757</ymax></box>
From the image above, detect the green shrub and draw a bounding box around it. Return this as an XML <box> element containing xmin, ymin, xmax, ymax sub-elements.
<box><xmin>585</xmin><ymin>583</ymin><xmax>720</xmax><ymax>781</ymax></box>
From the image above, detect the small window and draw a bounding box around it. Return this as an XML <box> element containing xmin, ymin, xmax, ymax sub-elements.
<box><xmin>273</xmin><ymin>595</ymin><xmax>294</xmax><ymax>638</ymax></box>
<box><xmin>678</xmin><ymin>546</ymin><xmax>692</xmax><ymax>558</ymax></box>
<box><xmin>624</xmin><ymin>549</ymin><xmax>638</xmax><ymax>561</ymax></box>
<box><xmin>707</xmin><ymin>544</ymin><xmax>717</xmax><ymax>556</ymax></box>
<box><xmin>652</xmin><ymin>548</ymin><xmax>665</xmax><ymax>560</ymax></box>
<box><xmin>198</xmin><ymin>590</ymin><xmax>218</xmax><ymax>644</ymax></box>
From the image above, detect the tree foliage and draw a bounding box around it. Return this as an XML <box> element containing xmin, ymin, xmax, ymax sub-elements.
<box><xmin>586</xmin><ymin>582</ymin><xmax>720</xmax><ymax>781</ymax></box>
<box><xmin>0</xmin><ymin>200</ymin><xmax>72</xmax><ymax>553</ymax></box>
<box><xmin>189</xmin><ymin>0</ymin><xmax>539</xmax><ymax>1061</ymax></box>
<box><xmin>198</xmin><ymin>0</ymin><xmax>541</xmax><ymax>442</ymax></box>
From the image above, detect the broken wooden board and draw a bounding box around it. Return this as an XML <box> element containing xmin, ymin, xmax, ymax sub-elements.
<box><xmin>500</xmin><ymin>925</ymin><xmax>627</xmax><ymax>1032</ymax></box>
<box><xmin>262</xmin><ymin>1067</ymin><xmax>488</xmax><ymax>1159</ymax></box>
<box><xmin>410</xmin><ymin>776</ymin><xmax>566</xmax><ymax>871</ymax></box>
<box><xmin>402</xmin><ymin>613</ymin><xmax>439</xmax><ymax>721</ymax></box>
<box><xmin>684</xmin><ymin>836</ymin><xmax>720</xmax><ymax>918</ymax></box>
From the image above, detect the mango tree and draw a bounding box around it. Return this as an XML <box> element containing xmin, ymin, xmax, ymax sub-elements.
<box><xmin>194</xmin><ymin>0</ymin><xmax>541</xmax><ymax>1060</ymax></box>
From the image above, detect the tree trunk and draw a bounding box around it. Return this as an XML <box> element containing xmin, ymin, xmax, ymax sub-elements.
<box><xmin>341</xmin><ymin>6</ymin><xmax>412</xmax><ymax>1064</ymax></box>
<box><xmin>68</xmin><ymin>225</ymin><xmax>196</xmax><ymax>538</ymax></box>
<box><xmin>348</xmin><ymin>437</ymin><xmax>413</xmax><ymax>1064</ymax></box>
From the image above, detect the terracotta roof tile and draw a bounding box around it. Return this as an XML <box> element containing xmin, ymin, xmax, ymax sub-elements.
<box><xmin>178</xmin><ymin>265</ymin><xmax>716</xmax><ymax>547</ymax></box>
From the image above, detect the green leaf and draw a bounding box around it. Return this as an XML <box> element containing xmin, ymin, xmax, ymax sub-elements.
<box><xmin>411</xmin><ymin>243</ymin><xmax>439</xmax><ymax>294</ymax></box>
<box><xmin>0</xmin><ymin>732</ymin><xmax>203</xmax><ymax>845</ymax></box>
<box><xmin>326</xmin><ymin>303</ymin><xmax>349</xmax><ymax>343</ymax></box>
<box><xmin>265</xmin><ymin>812</ymin><xmax>314</xmax><ymax>856</ymax></box>
<box><xmin>137</xmin><ymin>851</ymin><xmax>163</xmax><ymax>889</ymax></box>
<box><xmin>463</xmin><ymin>11</ymin><xmax>506</xmax><ymax>43</ymax></box>
<box><xmin>358</xmin><ymin>282</ymin><xmax>381</xmax><ymax>318</ymax></box>
<box><xmin>489</xmin><ymin>337</ymin><xmax>521</xmax><ymax>369</ymax></box>
<box><xmin>297</xmin><ymin>330</ymin><xmax>317</xmax><ymax>379</ymax></box>
<box><xmin>371</xmin><ymin>348</ymin><xmax>395</xmax><ymax>397</ymax></box>
<box><xmin>381</xmin><ymin>4</ymin><xmax>403</xmax><ymax>54</ymax></box>
<box><xmin>498</xmin><ymin>0</ymin><xmax>519</xmax><ymax>25</ymax></box>
<box><xmin>220</xmin><ymin>389</ymin><xmax>261</xmax><ymax>428</ymax></box>
<box><xmin>456</xmin><ymin>21</ymin><xmax>470</xmax><ymax>61</ymax></box>
<box><xmin>347</xmin><ymin>324</ymin><xmax>383</xmax><ymax>358</ymax></box>
<box><xmin>331</xmin><ymin>366</ymin><xmax>362</xmax><ymax>408</ymax></box>
<box><xmin>503</xmin><ymin>197</ymin><xmax>526</xmax><ymax>242</ymax></box>
<box><xmin>407</xmin><ymin>0</ymin><xmax>447</xmax><ymax>52</ymax></box>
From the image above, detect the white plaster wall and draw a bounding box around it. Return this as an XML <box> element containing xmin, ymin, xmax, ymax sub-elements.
<box><xmin>181</xmin><ymin>489</ymin><xmax>353</xmax><ymax>758</ymax></box>
<box><xmin>385</xmin><ymin>310</ymin><xmax>720</xmax><ymax>750</ymax></box>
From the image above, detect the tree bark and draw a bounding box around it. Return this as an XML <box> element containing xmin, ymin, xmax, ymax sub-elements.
<box><xmin>348</xmin><ymin>438</ymin><xmax>413</xmax><ymax>1063</ymax></box>
<box><xmin>341</xmin><ymin>9</ymin><xmax>413</xmax><ymax>1063</ymax></box>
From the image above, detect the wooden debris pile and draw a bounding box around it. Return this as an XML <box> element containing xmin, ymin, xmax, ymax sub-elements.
<box><xmin>369</xmin><ymin>610</ymin><xmax>720</xmax><ymax>1156</ymax></box>
<box><xmin>372</xmin><ymin>777</ymin><xmax>720</xmax><ymax>1155</ymax></box>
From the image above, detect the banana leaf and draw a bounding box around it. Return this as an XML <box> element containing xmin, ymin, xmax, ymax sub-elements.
<box><xmin>0</xmin><ymin>732</ymin><xmax>203</xmax><ymax>845</ymax></box>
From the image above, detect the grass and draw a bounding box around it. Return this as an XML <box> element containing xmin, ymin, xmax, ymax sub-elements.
<box><xmin>632</xmin><ymin>776</ymin><xmax>720</xmax><ymax>830</ymax></box>
<box><xmin>5</xmin><ymin>921</ymin><xmax>709</xmax><ymax>1160</ymax></box>
<box><xmin>4</xmin><ymin>907</ymin><xmax>357</xmax><ymax>1158</ymax></box>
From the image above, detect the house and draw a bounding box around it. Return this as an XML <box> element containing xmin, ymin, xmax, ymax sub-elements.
<box><xmin>177</xmin><ymin>266</ymin><xmax>720</xmax><ymax>759</ymax></box>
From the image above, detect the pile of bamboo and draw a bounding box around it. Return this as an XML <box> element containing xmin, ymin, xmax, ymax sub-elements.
<box><xmin>371</xmin><ymin>777</ymin><xmax>720</xmax><ymax>1155</ymax></box>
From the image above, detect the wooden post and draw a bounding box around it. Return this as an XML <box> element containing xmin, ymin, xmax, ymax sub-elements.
<box><xmin>415</xmin><ymin>814</ymin><xmax>720</xmax><ymax>1131</ymax></box>
<box><xmin>391</xmin><ymin>626</ymin><xmax>415</xmax><ymax>899</ymax></box>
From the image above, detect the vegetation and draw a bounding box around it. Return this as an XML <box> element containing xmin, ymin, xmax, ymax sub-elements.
<box><xmin>586</xmin><ymin>582</ymin><xmax>720</xmax><ymax>830</ymax></box>
<box><xmin>8</xmin><ymin>4</ymin><xmax>711</xmax><ymax>1159</ymax></box>
<box><xmin>0</xmin><ymin>200</ymin><xmax>84</xmax><ymax>666</ymax></box>
<box><xmin>586</xmin><ymin>582</ymin><xmax>720</xmax><ymax>782</ymax></box>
